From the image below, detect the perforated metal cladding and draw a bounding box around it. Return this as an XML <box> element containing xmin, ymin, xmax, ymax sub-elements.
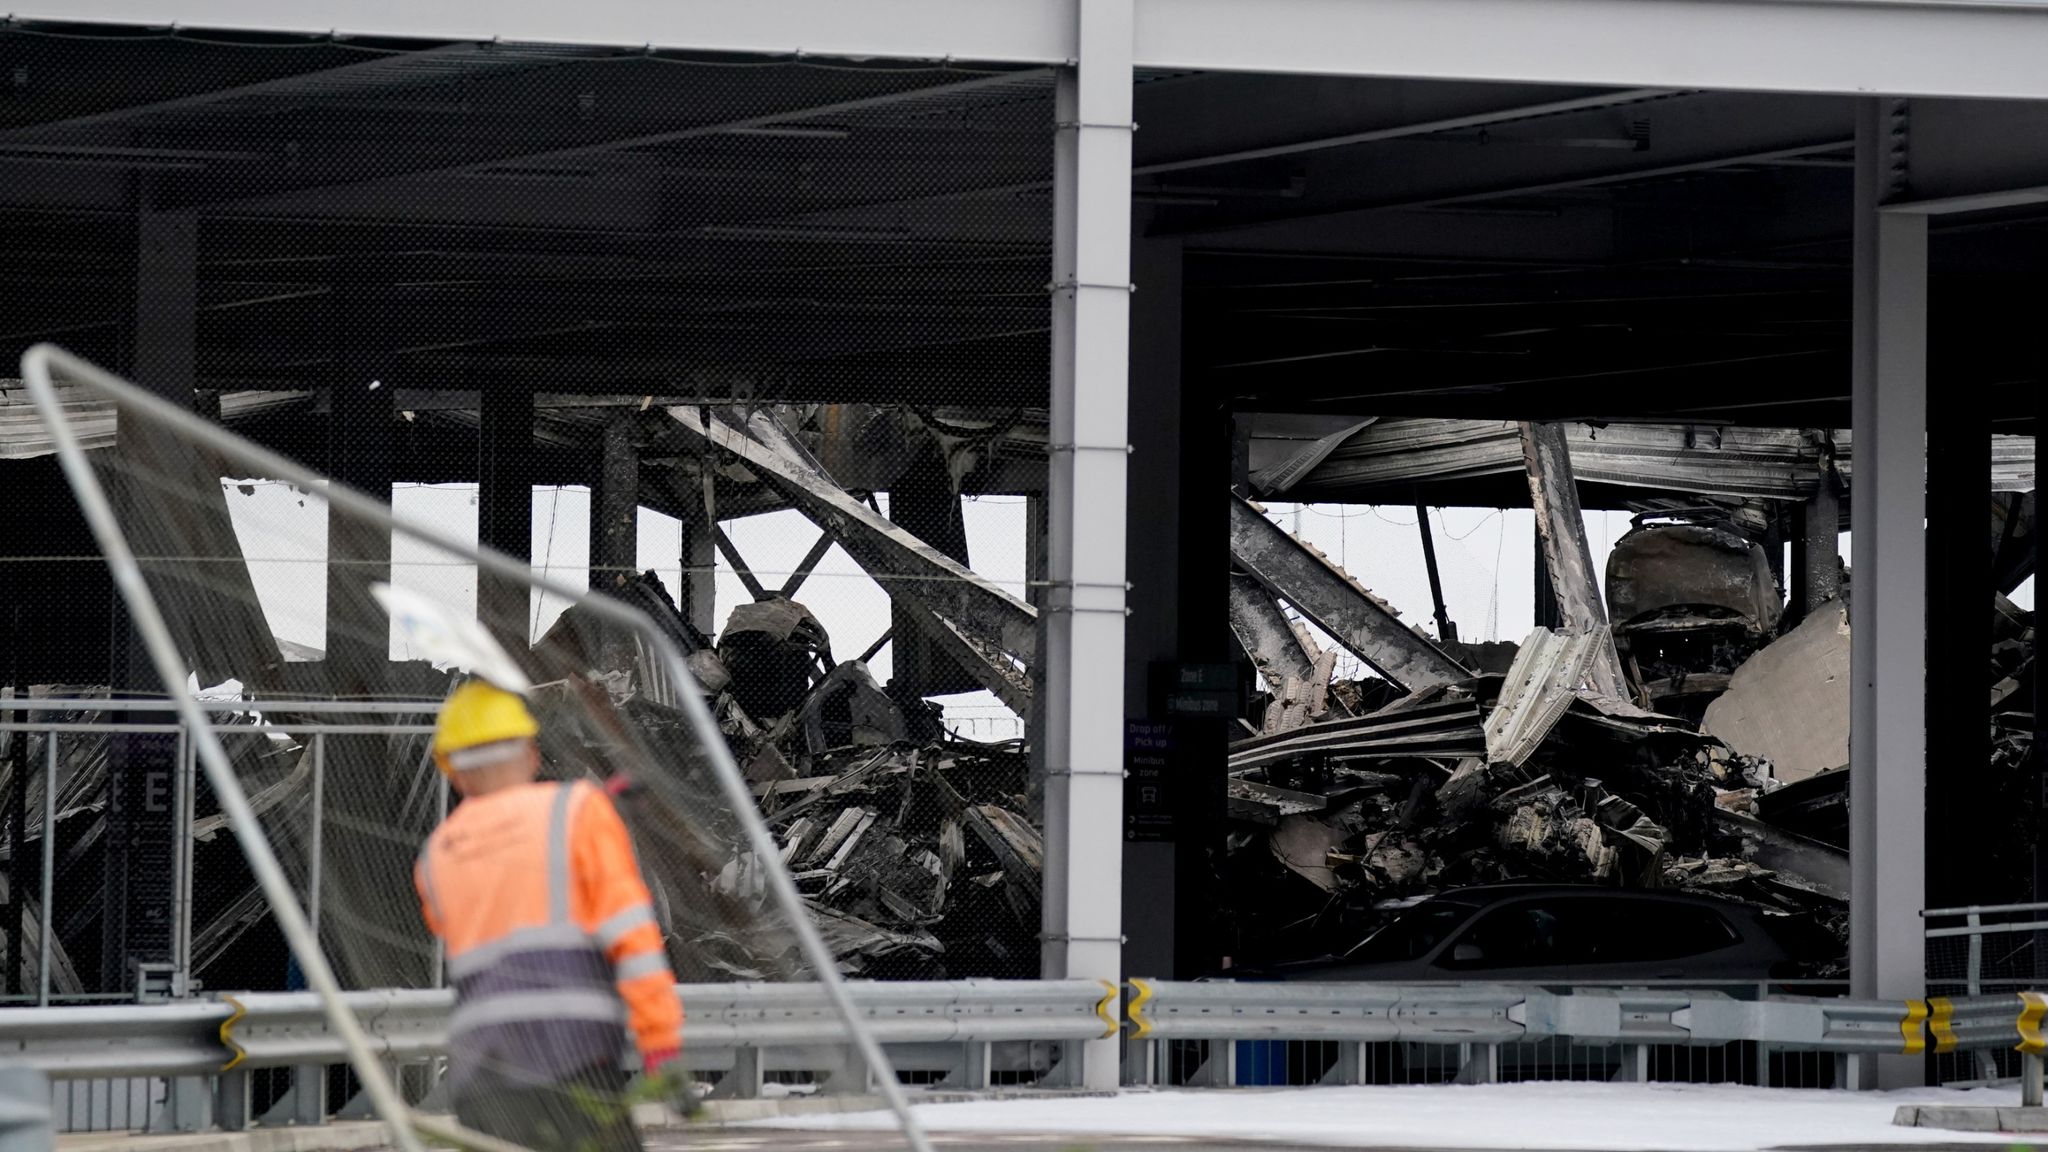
<box><xmin>2</xmin><ymin>22</ymin><xmax>1055</xmax><ymax>1008</ymax></box>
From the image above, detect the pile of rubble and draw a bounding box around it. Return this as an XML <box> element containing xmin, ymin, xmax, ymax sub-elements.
<box><xmin>535</xmin><ymin>572</ymin><xmax>1042</xmax><ymax>980</ymax></box>
<box><xmin>1220</xmin><ymin>623</ymin><xmax>1831</xmax><ymax>967</ymax></box>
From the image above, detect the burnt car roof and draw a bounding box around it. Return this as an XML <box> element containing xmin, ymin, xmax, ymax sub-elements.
<box><xmin>1420</xmin><ymin>883</ymin><xmax>1768</xmax><ymax>911</ymax></box>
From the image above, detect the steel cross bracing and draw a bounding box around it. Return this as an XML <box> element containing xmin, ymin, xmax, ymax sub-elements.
<box><xmin>1228</xmin><ymin>495</ymin><xmax>1470</xmax><ymax>695</ymax></box>
<box><xmin>665</xmin><ymin>404</ymin><xmax>1038</xmax><ymax>713</ymax></box>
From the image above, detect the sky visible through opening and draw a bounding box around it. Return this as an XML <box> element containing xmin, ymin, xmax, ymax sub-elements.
<box><xmin>222</xmin><ymin>485</ymin><xmax>2032</xmax><ymax>737</ymax></box>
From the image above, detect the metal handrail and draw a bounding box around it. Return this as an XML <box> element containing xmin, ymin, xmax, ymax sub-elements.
<box><xmin>0</xmin><ymin>699</ymin><xmax>444</xmax><ymax>714</ymax></box>
<box><xmin>1925</xmin><ymin>902</ymin><xmax>2048</xmax><ymax>918</ymax></box>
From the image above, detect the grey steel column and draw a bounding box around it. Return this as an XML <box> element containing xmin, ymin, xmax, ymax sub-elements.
<box><xmin>1042</xmin><ymin>0</ymin><xmax>1133</xmax><ymax>1091</ymax></box>
<box><xmin>1849</xmin><ymin>97</ymin><xmax>1928</xmax><ymax>1089</ymax></box>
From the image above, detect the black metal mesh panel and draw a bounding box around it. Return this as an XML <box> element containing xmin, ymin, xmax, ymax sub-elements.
<box><xmin>1</xmin><ymin>20</ymin><xmax>1054</xmax><ymax>1028</ymax></box>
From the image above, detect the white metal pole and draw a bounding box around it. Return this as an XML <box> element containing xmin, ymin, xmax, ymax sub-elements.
<box><xmin>1042</xmin><ymin>0</ymin><xmax>1133</xmax><ymax>1092</ymax></box>
<box><xmin>309</xmin><ymin>733</ymin><xmax>325</xmax><ymax>935</ymax></box>
<box><xmin>1849</xmin><ymin>97</ymin><xmax>1928</xmax><ymax>1091</ymax></box>
<box><xmin>20</xmin><ymin>342</ymin><xmax>934</xmax><ymax>1152</ymax></box>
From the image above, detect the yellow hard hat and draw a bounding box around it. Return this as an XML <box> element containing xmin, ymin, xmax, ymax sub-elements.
<box><xmin>434</xmin><ymin>680</ymin><xmax>539</xmax><ymax>773</ymax></box>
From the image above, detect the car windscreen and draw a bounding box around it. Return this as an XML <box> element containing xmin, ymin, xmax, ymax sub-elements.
<box><xmin>1347</xmin><ymin>901</ymin><xmax>1481</xmax><ymax>963</ymax></box>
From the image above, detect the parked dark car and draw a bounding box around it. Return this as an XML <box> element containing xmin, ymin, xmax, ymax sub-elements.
<box><xmin>1273</xmin><ymin>884</ymin><xmax>1835</xmax><ymax>984</ymax></box>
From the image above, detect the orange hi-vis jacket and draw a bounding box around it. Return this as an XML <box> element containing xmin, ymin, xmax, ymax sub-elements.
<box><xmin>415</xmin><ymin>780</ymin><xmax>682</xmax><ymax>1087</ymax></box>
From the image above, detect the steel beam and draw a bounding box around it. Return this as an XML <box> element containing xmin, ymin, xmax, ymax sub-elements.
<box><xmin>0</xmin><ymin>43</ymin><xmax>493</xmax><ymax>145</ymax></box>
<box><xmin>1131</xmin><ymin>0</ymin><xmax>2048</xmax><ymax>99</ymax></box>
<box><xmin>1228</xmin><ymin>496</ymin><xmax>1469</xmax><ymax>694</ymax></box>
<box><xmin>1171</xmin><ymin>91</ymin><xmax>1855</xmax><ymax>237</ymax></box>
<box><xmin>1040</xmin><ymin>0</ymin><xmax>1131</xmax><ymax>1092</ymax></box>
<box><xmin>191</xmin><ymin>68</ymin><xmax>1050</xmax><ymax>214</ymax></box>
<box><xmin>1227</xmin><ymin>574</ymin><xmax>1318</xmax><ymax>690</ymax></box>
<box><xmin>664</xmin><ymin>406</ymin><xmax>1037</xmax><ymax>700</ymax></box>
<box><xmin>1887</xmin><ymin>98</ymin><xmax>2048</xmax><ymax>214</ymax></box>
<box><xmin>1519</xmin><ymin>422</ymin><xmax>1627</xmax><ymax>699</ymax></box>
<box><xmin>21</xmin><ymin>1</ymin><xmax>1078</xmax><ymax>67</ymax></box>
<box><xmin>39</xmin><ymin>0</ymin><xmax>2048</xmax><ymax>98</ymax></box>
<box><xmin>1848</xmin><ymin>98</ymin><xmax>1926</xmax><ymax>1089</ymax></box>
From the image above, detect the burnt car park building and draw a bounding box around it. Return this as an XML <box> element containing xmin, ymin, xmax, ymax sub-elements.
<box><xmin>1</xmin><ymin>0</ymin><xmax>2044</xmax><ymax>1090</ymax></box>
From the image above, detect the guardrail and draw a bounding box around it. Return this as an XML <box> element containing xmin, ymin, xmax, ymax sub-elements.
<box><xmin>1122</xmin><ymin>980</ymin><xmax>2048</xmax><ymax>1089</ymax></box>
<box><xmin>0</xmin><ymin>979</ymin><xmax>1116</xmax><ymax>1133</ymax></box>
<box><xmin>8</xmin><ymin>978</ymin><xmax>2048</xmax><ymax>1134</ymax></box>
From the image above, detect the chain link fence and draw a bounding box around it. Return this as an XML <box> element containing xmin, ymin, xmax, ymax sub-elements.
<box><xmin>1927</xmin><ymin>903</ymin><xmax>2048</xmax><ymax>1085</ymax></box>
<box><xmin>1</xmin><ymin>24</ymin><xmax>1059</xmax><ymax>1017</ymax></box>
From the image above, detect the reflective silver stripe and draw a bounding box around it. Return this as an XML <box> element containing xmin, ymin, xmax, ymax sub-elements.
<box><xmin>594</xmin><ymin>904</ymin><xmax>655</xmax><ymax>949</ymax></box>
<box><xmin>449</xmin><ymin>988</ymin><xmax>626</xmax><ymax>1034</ymax></box>
<box><xmin>610</xmin><ymin>950</ymin><xmax>670</xmax><ymax>983</ymax></box>
<box><xmin>446</xmin><ymin>739</ymin><xmax>528</xmax><ymax>772</ymax></box>
<box><xmin>446</xmin><ymin>922</ymin><xmax>596</xmax><ymax>981</ymax></box>
<box><xmin>545</xmin><ymin>781</ymin><xmax>580</xmax><ymax>924</ymax></box>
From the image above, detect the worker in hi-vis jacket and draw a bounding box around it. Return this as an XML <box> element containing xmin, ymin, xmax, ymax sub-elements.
<box><xmin>415</xmin><ymin>680</ymin><xmax>682</xmax><ymax>1151</ymax></box>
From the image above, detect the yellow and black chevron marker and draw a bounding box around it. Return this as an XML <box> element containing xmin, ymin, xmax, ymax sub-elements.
<box><xmin>1094</xmin><ymin>980</ymin><xmax>1121</xmax><ymax>1039</ymax></box>
<box><xmin>1126</xmin><ymin>978</ymin><xmax>1155</xmax><ymax>1039</ymax></box>
<box><xmin>218</xmin><ymin>994</ymin><xmax>249</xmax><ymax>1072</ymax></box>
<box><xmin>1928</xmin><ymin>997</ymin><xmax>1957</xmax><ymax>1053</ymax></box>
<box><xmin>2016</xmin><ymin>991</ymin><xmax>2048</xmax><ymax>1055</ymax></box>
<box><xmin>1900</xmin><ymin>998</ymin><xmax>1929</xmax><ymax>1055</ymax></box>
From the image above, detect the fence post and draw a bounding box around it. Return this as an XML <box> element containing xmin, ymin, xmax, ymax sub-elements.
<box><xmin>959</xmin><ymin>1040</ymin><xmax>992</xmax><ymax>1089</ymax></box>
<box><xmin>1455</xmin><ymin>1043</ymin><xmax>1498</xmax><ymax>1085</ymax></box>
<box><xmin>216</xmin><ymin>1069</ymin><xmax>252</xmax><ymax>1132</ymax></box>
<box><xmin>708</xmin><ymin>1048</ymin><xmax>762</xmax><ymax>1100</ymax></box>
<box><xmin>2025</xmin><ymin>1052</ymin><xmax>2043</xmax><ymax>1108</ymax></box>
<box><xmin>1615</xmin><ymin>1044</ymin><xmax>1649</xmax><ymax>1083</ymax></box>
<box><xmin>172</xmin><ymin>728</ymin><xmax>196</xmax><ymax>998</ymax></box>
<box><xmin>293</xmin><ymin>1064</ymin><xmax>329</xmax><ymax>1125</ymax></box>
<box><xmin>37</xmin><ymin>733</ymin><xmax>56</xmax><ymax>1007</ymax></box>
<box><xmin>1323</xmin><ymin>1042</ymin><xmax>1365</xmax><ymax>1086</ymax></box>
<box><xmin>1188</xmin><ymin>1040</ymin><xmax>1236</xmax><ymax>1087</ymax></box>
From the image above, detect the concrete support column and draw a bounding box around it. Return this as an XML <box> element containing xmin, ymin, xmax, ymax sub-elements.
<box><xmin>1123</xmin><ymin>230</ymin><xmax>1181</xmax><ymax>984</ymax></box>
<box><xmin>477</xmin><ymin>385</ymin><xmax>535</xmax><ymax>650</ymax></box>
<box><xmin>1793</xmin><ymin>456</ymin><xmax>1842</xmax><ymax>623</ymax></box>
<box><xmin>1041</xmin><ymin>0</ymin><xmax>1132</xmax><ymax>1091</ymax></box>
<box><xmin>679</xmin><ymin>515</ymin><xmax>718</xmax><ymax>640</ymax></box>
<box><xmin>591</xmin><ymin>416</ymin><xmax>639</xmax><ymax>597</ymax></box>
<box><xmin>1849</xmin><ymin>97</ymin><xmax>1927</xmax><ymax>1088</ymax></box>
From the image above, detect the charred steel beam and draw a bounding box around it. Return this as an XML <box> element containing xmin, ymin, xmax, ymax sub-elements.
<box><xmin>1226</xmin><ymin>573</ymin><xmax>1317</xmax><ymax>689</ymax></box>
<box><xmin>1227</xmin><ymin>496</ymin><xmax>1468</xmax><ymax>694</ymax></box>
<box><xmin>1415</xmin><ymin>504</ymin><xmax>1456</xmax><ymax>644</ymax></box>
<box><xmin>1518</xmin><ymin>421</ymin><xmax>1627</xmax><ymax>698</ymax></box>
<box><xmin>665</xmin><ymin>405</ymin><xmax>1037</xmax><ymax>706</ymax></box>
<box><xmin>779</xmin><ymin>532</ymin><xmax>838</xmax><ymax>600</ymax></box>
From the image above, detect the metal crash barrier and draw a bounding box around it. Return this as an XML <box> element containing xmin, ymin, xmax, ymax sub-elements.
<box><xmin>0</xmin><ymin>979</ymin><xmax>1116</xmax><ymax>1134</ymax></box>
<box><xmin>1123</xmin><ymin>981</ymin><xmax>2048</xmax><ymax>1089</ymax></box>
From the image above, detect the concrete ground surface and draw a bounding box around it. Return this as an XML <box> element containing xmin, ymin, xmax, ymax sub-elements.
<box><xmin>51</xmin><ymin>1085</ymin><xmax>2048</xmax><ymax>1152</ymax></box>
<box><xmin>739</xmin><ymin>1083</ymin><xmax>2048</xmax><ymax>1151</ymax></box>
